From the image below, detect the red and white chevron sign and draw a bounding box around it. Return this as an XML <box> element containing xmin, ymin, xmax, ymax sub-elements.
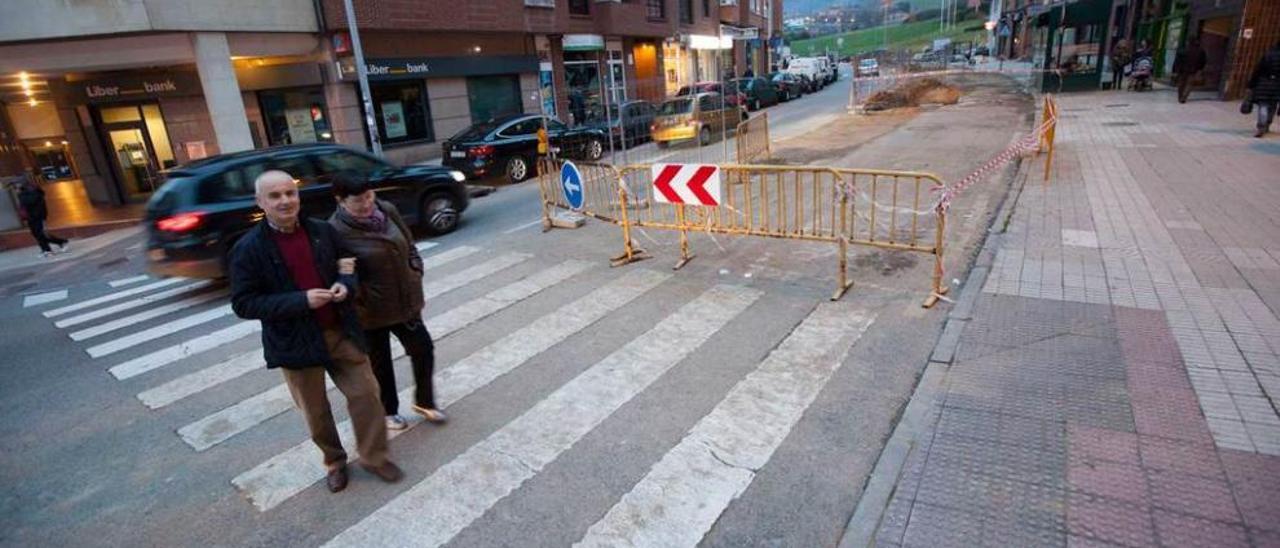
<box><xmin>651</xmin><ymin>163</ymin><xmax>722</xmax><ymax>206</ymax></box>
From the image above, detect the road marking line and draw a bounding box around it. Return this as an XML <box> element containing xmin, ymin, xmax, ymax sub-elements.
<box><xmin>178</xmin><ymin>258</ymin><xmax>582</xmax><ymax>454</ymax></box>
<box><xmin>423</xmin><ymin>253</ymin><xmax>531</xmax><ymax>299</ymax></box>
<box><xmin>502</xmin><ymin>219</ymin><xmax>543</xmax><ymax>234</ymax></box>
<box><xmin>234</xmin><ymin>268</ymin><xmax>671</xmax><ymax>512</ymax></box>
<box><xmin>108</xmin><ymin>322</ymin><xmax>260</xmax><ymax>380</ymax></box>
<box><xmin>86</xmin><ymin>304</ymin><xmax>234</xmax><ymax>359</ymax></box>
<box><xmin>69</xmin><ymin>289</ymin><xmax>229</xmax><ymax>341</ymax></box>
<box><xmin>179</xmin><ymin>378</ymin><xmax>334</xmax><ymax>451</ymax></box>
<box><xmin>321</xmin><ymin>284</ymin><xmax>760</xmax><ymax>546</ymax></box>
<box><xmin>575</xmin><ymin>303</ymin><xmax>877</xmax><ymax>547</ymax></box>
<box><xmin>420</xmin><ymin>245</ymin><xmax>480</xmax><ymax>271</ymax></box>
<box><xmin>137</xmin><ymin>350</ymin><xmax>262</xmax><ymax>409</ymax></box>
<box><xmin>43</xmin><ymin>278</ymin><xmax>186</xmax><ymax>318</ymax></box>
<box><xmin>108</xmin><ymin>275</ymin><xmax>150</xmax><ymax>288</ymax></box>
<box><xmin>55</xmin><ymin>280</ymin><xmax>216</xmax><ymax>329</ymax></box>
<box><xmin>389</xmin><ymin>260</ymin><xmax>593</xmax><ymax>359</ymax></box>
<box><xmin>23</xmin><ymin>290</ymin><xmax>68</xmax><ymax>308</ymax></box>
<box><xmin>415</xmin><ymin>241</ymin><xmax>439</xmax><ymax>252</ymax></box>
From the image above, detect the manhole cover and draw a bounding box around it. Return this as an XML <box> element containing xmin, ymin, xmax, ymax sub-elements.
<box><xmin>1103</xmin><ymin>121</ymin><xmax>1138</xmax><ymax>127</ymax></box>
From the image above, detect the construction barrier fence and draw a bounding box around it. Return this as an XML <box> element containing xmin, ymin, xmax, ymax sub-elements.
<box><xmin>537</xmin><ymin>158</ymin><xmax>949</xmax><ymax>306</ymax></box>
<box><xmin>734</xmin><ymin>112</ymin><xmax>771</xmax><ymax>164</ymax></box>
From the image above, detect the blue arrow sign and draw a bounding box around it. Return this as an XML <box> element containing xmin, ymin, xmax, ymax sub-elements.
<box><xmin>561</xmin><ymin>161</ymin><xmax>585</xmax><ymax>211</ymax></box>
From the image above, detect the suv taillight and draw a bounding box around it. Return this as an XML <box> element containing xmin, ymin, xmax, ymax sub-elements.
<box><xmin>469</xmin><ymin>145</ymin><xmax>495</xmax><ymax>158</ymax></box>
<box><xmin>156</xmin><ymin>211</ymin><xmax>206</xmax><ymax>232</ymax></box>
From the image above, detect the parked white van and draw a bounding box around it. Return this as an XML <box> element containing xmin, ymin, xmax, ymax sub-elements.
<box><xmin>784</xmin><ymin>57</ymin><xmax>825</xmax><ymax>89</ymax></box>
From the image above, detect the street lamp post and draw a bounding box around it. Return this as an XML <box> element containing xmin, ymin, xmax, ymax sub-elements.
<box><xmin>342</xmin><ymin>0</ymin><xmax>382</xmax><ymax>156</ymax></box>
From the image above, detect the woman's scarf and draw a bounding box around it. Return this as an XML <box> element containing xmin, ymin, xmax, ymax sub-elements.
<box><xmin>339</xmin><ymin>202</ymin><xmax>388</xmax><ymax>233</ymax></box>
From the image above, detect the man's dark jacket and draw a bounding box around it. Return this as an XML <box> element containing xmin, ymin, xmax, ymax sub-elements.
<box><xmin>230</xmin><ymin>217</ymin><xmax>365</xmax><ymax>369</ymax></box>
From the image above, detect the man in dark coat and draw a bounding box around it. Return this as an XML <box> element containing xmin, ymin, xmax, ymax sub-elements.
<box><xmin>229</xmin><ymin>169</ymin><xmax>401</xmax><ymax>493</ymax></box>
<box><xmin>1173</xmin><ymin>36</ymin><xmax>1207</xmax><ymax>103</ymax></box>
<box><xmin>1248</xmin><ymin>41</ymin><xmax>1280</xmax><ymax>137</ymax></box>
<box><xmin>16</xmin><ymin>168</ymin><xmax>69</xmax><ymax>257</ymax></box>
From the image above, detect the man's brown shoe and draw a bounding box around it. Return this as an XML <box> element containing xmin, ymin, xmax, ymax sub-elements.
<box><xmin>360</xmin><ymin>461</ymin><xmax>404</xmax><ymax>483</ymax></box>
<box><xmin>326</xmin><ymin>466</ymin><xmax>349</xmax><ymax>493</ymax></box>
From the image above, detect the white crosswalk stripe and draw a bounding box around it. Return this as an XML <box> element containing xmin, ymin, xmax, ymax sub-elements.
<box><xmin>233</xmin><ymin>268</ymin><xmax>670</xmax><ymax>512</ymax></box>
<box><xmin>322</xmin><ymin>284</ymin><xmax>760</xmax><ymax>547</ymax></box>
<box><xmin>420</xmin><ymin>245</ymin><xmax>479</xmax><ymax>270</ymax></box>
<box><xmin>43</xmin><ymin>278</ymin><xmax>186</xmax><ymax>318</ymax></box>
<box><xmin>423</xmin><ymin>252</ymin><xmax>531</xmax><ymax>299</ymax></box>
<box><xmin>23</xmin><ymin>290</ymin><xmax>68</xmax><ymax>308</ymax></box>
<box><xmin>68</xmin><ymin>288</ymin><xmax>229</xmax><ymax>341</ymax></box>
<box><xmin>575</xmin><ymin>303</ymin><xmax>876</xmax><ymax>547</ymax></box>
<box><xmin>85</xmin><ymin>304</ymin><xmax>235</xmax><ymax>358</ymax></box>
<box><xmin>109</xmin><ymin>322</ymin><xmax>260</xmax><ymax>380</ymax></box>
<box><xmin>55</xmin><ymin>280</ymin><xmax>216</xmax><ymax>329</ymax></box>
<box><xmin>174</xmin><ymin>258</ymin><xmax>592</xmax><ymax>452</ymax></box>
<box><xmin>108</xmin><ymin>275</ymin><xmax>151</xmax><ymax>288</ymax></box>
<box><xmin>137</xmin><ymin>350</ymin><xmax>262</xmax><ymax>410</ymax></box>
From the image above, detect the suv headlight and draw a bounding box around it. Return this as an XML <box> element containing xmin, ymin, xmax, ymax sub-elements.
<box><xmin>449</xmin><ymin>170</ymin><xmax>466</xmax><ymax>182</ymax></box>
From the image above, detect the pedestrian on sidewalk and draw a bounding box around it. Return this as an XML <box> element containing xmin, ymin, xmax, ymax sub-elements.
<box><xmin>1173</xmin><ymin>36</ymin><xmax>1207</xmax><ymax>103</ymax></box>
<box><xmin>16</xmin><ymin>168</ymin><xmax>69</xmax><ymax>258</ymax></box>
<box><xmin>328</xmin><ymin>175</ymin><xmax>447</xmax><ymax>432</ymax></box>
<box><xmin>1247</xmin><ymin>40</ymin><xmax>1280</xmax><ymax>138</ymax></box>
<box><xmin>1110</xmin><ymin>38</ymin><xmax>1132</xmax><ymax>90</ymax></box>
<box><xmin>229</xmin><ymin>169</ymin><xmax>402</xmax><ymax>493</ymax></box>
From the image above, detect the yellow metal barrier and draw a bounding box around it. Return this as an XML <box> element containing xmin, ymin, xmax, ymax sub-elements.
<box><xmin>535</xmin><ymin>158</ymin><xmax>950</xmax><ymax>306</ymax></box>
<box><xmin>735</xmin><ymin>112</ymin><xmax>771</xmax><ymax>164</ymax></box>
<box><xmin>1040</xmin><ymin>95</ymin><xmax>1058</xmax><ymax>181</ymax></box>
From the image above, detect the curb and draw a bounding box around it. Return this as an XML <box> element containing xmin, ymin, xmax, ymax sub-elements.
<box><xmin>0</xmin><ymin>218</ymin><xmax>141</xmax><ymax>251</ymax></box>
<box><xmin>837</xmin><ymin>149</ymin><xmax>1033</xmax><ymax>547</ymax></box>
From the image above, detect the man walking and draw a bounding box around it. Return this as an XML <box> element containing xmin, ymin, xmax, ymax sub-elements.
<box><xmin>1173</xmin><ymin>36</ymin><xmax>1207</xmax><ymax>103</ymax></box>
<box><xmin>1247</xmin><ymin>41</ymin><xmax>1280</xmax><ymax>138</ymax></box>
<box><xmin>229</xmin><ymin>169</ymin><xmax>401</xmax><ymax>492</ymax></box>
<box><xmin>16</xmin><ymin>168</ymin><xmax>69</xmax><ymax>258</ymax></box>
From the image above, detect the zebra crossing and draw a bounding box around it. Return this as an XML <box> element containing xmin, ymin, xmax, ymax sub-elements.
<box><xmin>22</xmin><ymin>240</ymin><xmax>880</xmax><ymax>547</ymax></box>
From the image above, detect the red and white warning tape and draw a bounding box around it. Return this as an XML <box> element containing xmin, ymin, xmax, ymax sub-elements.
<box><xmin>932</xmin><ymin>101</ymin><xmax>1057</xmax><ymax>213</ymax></box>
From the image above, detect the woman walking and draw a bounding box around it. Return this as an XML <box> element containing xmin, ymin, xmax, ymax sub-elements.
<box><xmin>329</xmin><ymin>176</ymin><xmax>446</xmax><ymax>430</ymax></box>
<box><xmin>1247</xmin><ymin>41</ymin><xmax>1280</xmax><ymax>138</ymax></box>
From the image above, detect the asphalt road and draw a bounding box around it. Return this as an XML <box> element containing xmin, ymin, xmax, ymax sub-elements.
<box><xmin>0</xmin><ymin>69</ymin><xmax>1033</xmax><ymax>547</ymax></box>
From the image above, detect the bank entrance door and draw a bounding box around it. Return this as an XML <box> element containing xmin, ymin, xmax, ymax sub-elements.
<box><xmin>96</xmin><ymin>103</ymin><xmax>175</xmax><ymax>202</ymax></box>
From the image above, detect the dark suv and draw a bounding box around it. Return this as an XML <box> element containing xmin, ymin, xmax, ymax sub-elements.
<box><xmin>144</xmin><ymin>143</ymin><xmax>469</xmax><ymax>279</ymax></box>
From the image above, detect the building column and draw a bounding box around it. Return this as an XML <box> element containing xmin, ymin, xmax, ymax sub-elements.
<box><xmin>191</xmin><ymin>32</ymin><xmax>254</xmax><ymax>154</ymax></box>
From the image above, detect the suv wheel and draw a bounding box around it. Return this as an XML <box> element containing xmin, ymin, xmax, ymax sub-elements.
<box><xmin>420</xmin><ymin>192</ymin><xmax>460</xmax><ymax>235</ymax></box>
<box><xmin>506</xmin><ymin>156</ymin><xmax>531</xmax><ymax>183</ymax></box>
<box><xmin>585</xmin><ymin>138</ymin><xmax>604</xmax><ymax>161</ymax></box>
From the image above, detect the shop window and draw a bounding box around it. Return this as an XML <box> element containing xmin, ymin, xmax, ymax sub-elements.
<box><xmin>141</xmin><ymin>104</ymin><xmax>175</xmax><ymax>169</ymax></box>
<box><xmin>258</xmin><ymin>88</ymin><xmax>334</xmax><ymax>147</ymax></box>
<box><xmin>569</xmin><ymin>0</ymin><xmax>589</xmax><ymax>15</ymax></box>
<box><xmin>370</xmin><ymin>81</ymin><xmax>433</xmax><ymax>146</ymax></box>
<box><xmin>466</xmin><ymin>75</ymin><xmax>523</xmax><ymax>123</ymax></box>
<box><xmin>1058</xmin><ymin>23</ymin><xmax>1103</xmax><ymax>76</ymax></box>
<box><xmin>647</xmin><ymin>0</ymin><xmax>665</xmax><ymax>19</ymax></box>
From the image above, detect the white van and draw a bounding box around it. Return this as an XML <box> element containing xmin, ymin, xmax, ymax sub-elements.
<box><xmin>814</xmin><ymin>57</ymin><xmax>836</xmax><ymax>84</ymax></box>
<box><xmin>785</xmin><ymin>57</ymin><xmax>824</xmax><ymax>89</ymax></box>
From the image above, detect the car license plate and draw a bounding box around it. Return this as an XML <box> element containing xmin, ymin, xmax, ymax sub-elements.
<box><xmin>450</xmin><ymin>151</ymin><xmax>466</xmax><ymax>158</ymax></box>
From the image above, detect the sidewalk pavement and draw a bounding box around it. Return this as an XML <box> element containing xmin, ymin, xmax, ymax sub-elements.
<box><xmin>868</xmin><ymin>90</ymin><xmax>1280</xmax><ymax>546</ymax></box>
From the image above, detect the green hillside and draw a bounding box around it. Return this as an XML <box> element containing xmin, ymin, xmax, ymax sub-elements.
<box><xmin>790</xmin><ymin>18</ymin><xmax>986</xmax><ymax>57</ymax></box>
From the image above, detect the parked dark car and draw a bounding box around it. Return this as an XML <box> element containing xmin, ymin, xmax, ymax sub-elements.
<box><xmin>442</xmin><ymin>114</ymin><xmax>606</xmax><ymax>184</ymax></box>
<box><xmin>676</xmin><ymin>81</ymin><xmax>747</xmax><ymax>109</ymax></box>
<box><xmin>731</xmin><ymin>77</ymin><xmax>780</xmax><ymax>111</ymax></box>
<box><xmin>587</xmin><ymin>100</ymin><xmax>656</xmax><ymax>149</ymax></box>
<box><xmin>144</xmin><ymin>143</ymin><xmax>469</xmax><ymax>279</ymax></box>
<box><xmin>795</xmin><ymin>73</ymin><xmax>819</xmax><ymax>94</ymax></box>
<box><xmin>770</xmin><ymin>72</ymin><xmax>805</xmax><ymax>101</ymax></box>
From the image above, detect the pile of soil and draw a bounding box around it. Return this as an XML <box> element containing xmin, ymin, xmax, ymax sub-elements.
<box><xmin>864</xmin><ymin>78</ymin><xmax>961</xmax><ymax>111</ymax></box>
